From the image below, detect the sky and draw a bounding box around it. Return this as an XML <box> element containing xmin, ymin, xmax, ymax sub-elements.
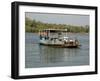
<box><xmin>25</xmin><ymin>12</ymin><xmax>89</xmax><ymax>26</ymax></box>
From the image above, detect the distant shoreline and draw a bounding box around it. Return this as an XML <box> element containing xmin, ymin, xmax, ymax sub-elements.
<box><xmin>25</xmin><ymin>17</ymin><xmax>89</xmax><ymax>33</ymax></box>
<box><xmin>25</xmin><ymin>31</ymin><xmax>89</xmax><ymax>34</ymax></box>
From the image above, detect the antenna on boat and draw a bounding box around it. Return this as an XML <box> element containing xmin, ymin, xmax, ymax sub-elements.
<box><xmin>65</xmin><ymin>29</ymin><xmax>67</xmax><ymax>36</ymax></box>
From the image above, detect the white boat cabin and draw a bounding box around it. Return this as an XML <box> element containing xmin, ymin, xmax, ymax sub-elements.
<box><xmin>39</xmin><ymin>29</ymin><xmax>80</xmax><ymax>48</ymax></box>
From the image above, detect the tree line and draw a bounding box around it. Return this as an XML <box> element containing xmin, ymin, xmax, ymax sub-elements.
<box><xmin>25</xmin><ymin>17</ymin><xmax>89</xmax><ymax>33</ymax></box>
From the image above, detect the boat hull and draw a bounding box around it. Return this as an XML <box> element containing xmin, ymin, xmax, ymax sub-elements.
<box><xmin>39</xmin><ymin>36</ymin><xmax>80</xmax><ymax>48</ymax></box>
<box><xmin>39</xmin><ymin>43</ymin><xmax>80</xmax><ymax>48</ymax></box>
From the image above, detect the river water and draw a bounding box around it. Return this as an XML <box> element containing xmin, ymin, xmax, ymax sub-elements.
<box><xmin>25</xmin><ymin>33</ymin><xmax>89</xmax><ymax>68</ymax></box>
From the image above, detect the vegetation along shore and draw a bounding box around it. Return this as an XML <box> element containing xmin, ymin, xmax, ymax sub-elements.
<box><xmin>25</xmin><ymin>17</ymin><xmax>89</xmax><ymax>33</ymax></box>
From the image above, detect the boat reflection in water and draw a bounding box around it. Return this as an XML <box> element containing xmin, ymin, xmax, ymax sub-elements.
<box><xmin>39</xmin><ymin>45</ymin><xmax>81</xmax><ymax>67</ymax></box>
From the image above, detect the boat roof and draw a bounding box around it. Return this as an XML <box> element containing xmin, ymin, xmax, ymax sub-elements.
<box><xmin>41</xmin><ymin>29</ymin><xmax>67</xmax><ymax>32</ymax></box>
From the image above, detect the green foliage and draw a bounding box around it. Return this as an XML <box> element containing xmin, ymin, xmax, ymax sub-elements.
<box><xmin>25</xmin><ymin>17</ymin><xmax>89</xmax><ymax>33</ymax></box>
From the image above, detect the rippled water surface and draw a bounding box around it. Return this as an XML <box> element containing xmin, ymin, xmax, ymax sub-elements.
<box><xmin>25</xmin><ymin>33</ymin><xmax>89</xmax><ymax>68</ymax></box>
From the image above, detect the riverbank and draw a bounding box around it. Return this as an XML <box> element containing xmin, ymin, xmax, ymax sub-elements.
<box><xmin>25</xmin><ymin>17</ymin><xmax>89</xmax><ymax>33</ymax></box>
<box><xmin>25</xmin><ymin>31</ymin><xmax>89</xmax><ymax>35</ymax></box>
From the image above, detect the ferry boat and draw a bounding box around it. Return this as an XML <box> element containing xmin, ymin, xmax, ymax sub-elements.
<box><xmin>39</xmin><ymin>29</ymin><xmax>80</xmax><ymax>48</ymax></box>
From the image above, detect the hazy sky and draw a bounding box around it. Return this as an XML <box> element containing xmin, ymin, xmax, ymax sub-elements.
<box><xmin>25</xmin><ymin>12</ymin><xmax>89</xmax><ymax>26</ymax></box>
